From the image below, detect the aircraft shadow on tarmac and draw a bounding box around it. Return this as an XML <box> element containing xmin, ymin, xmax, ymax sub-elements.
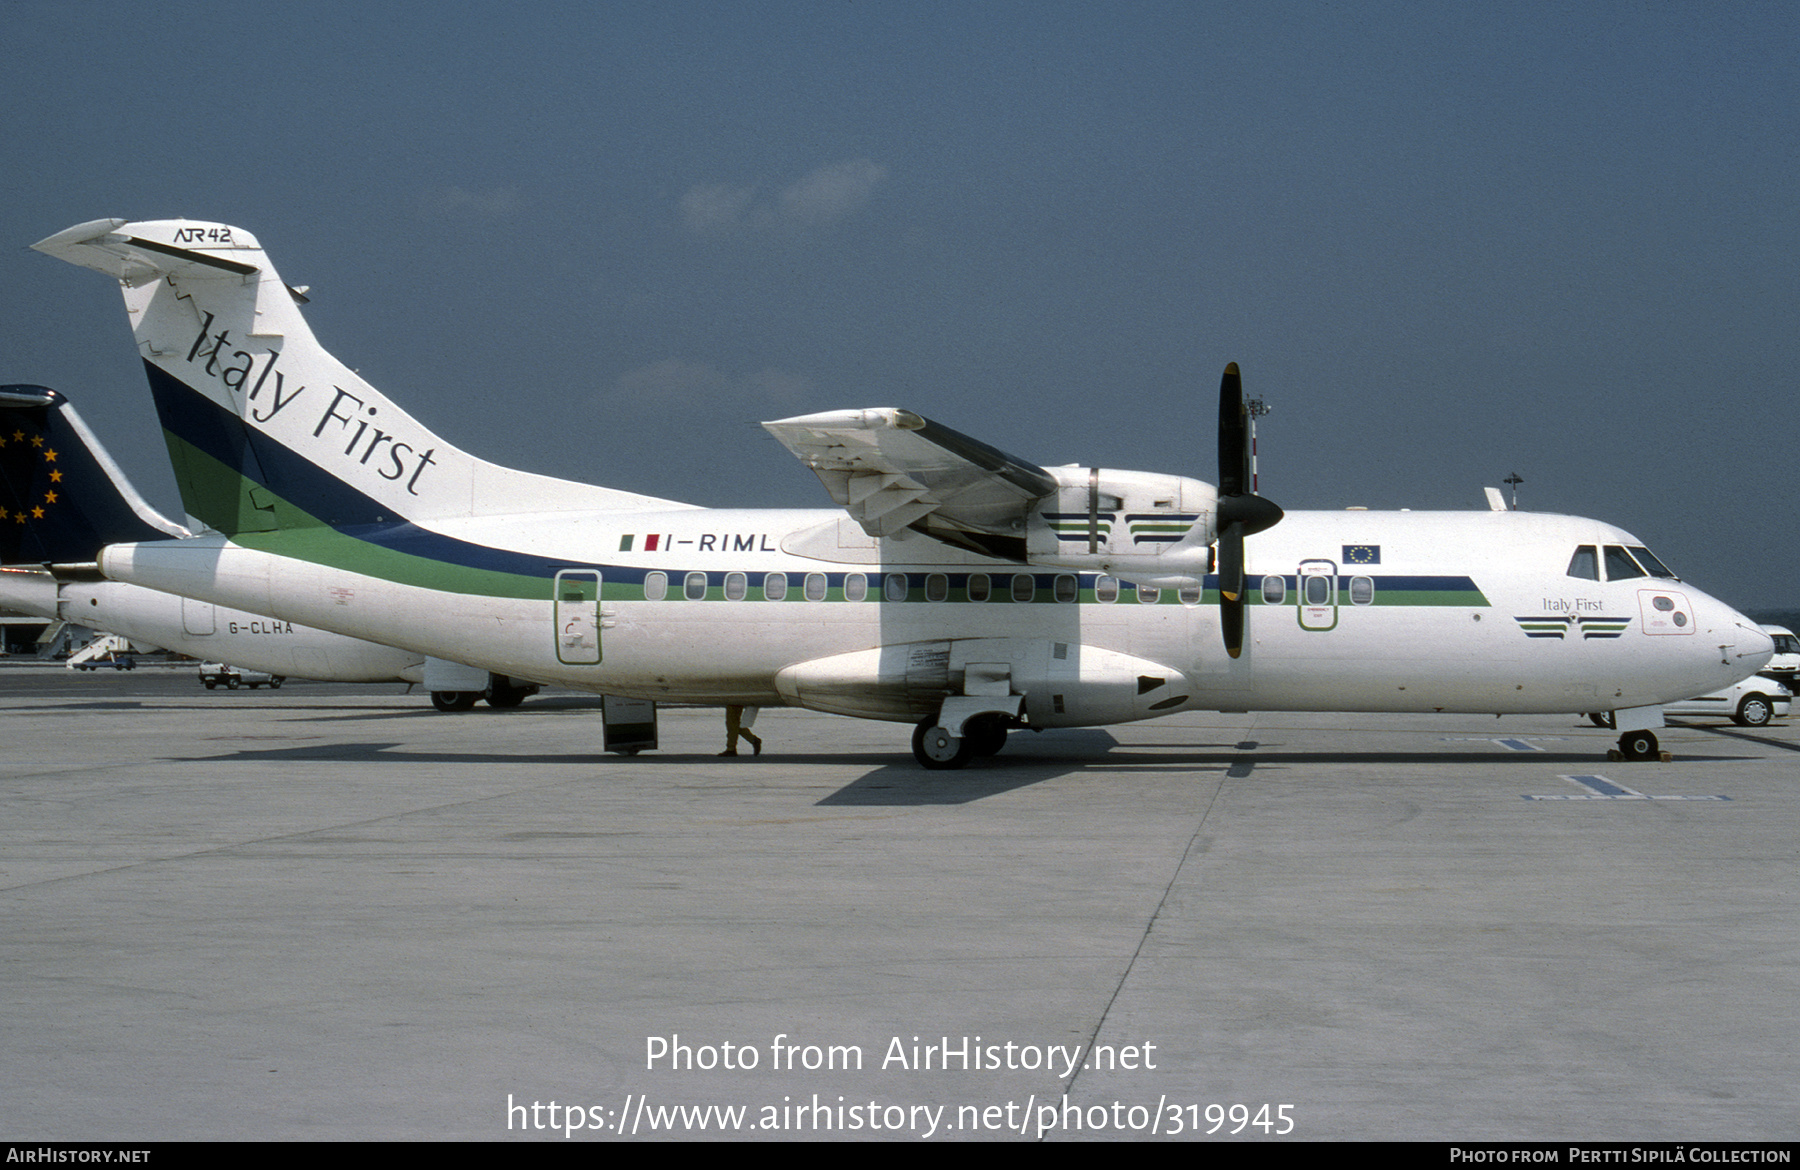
<box><xmin>1665</xmin><ymin>719</ymin><xmax>1800</xmax><ymax>753</ymax></box>
<box><xmin>156</xmin><ymin>727</ymin><xmax>1771</xmax><ymax>807</ymax></box>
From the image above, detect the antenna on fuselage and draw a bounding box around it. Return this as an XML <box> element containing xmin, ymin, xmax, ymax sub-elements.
<box><xmin>1504</xmin><ymin>471</ymin><xmax>1524</xmax><ymax>510</ymax></box>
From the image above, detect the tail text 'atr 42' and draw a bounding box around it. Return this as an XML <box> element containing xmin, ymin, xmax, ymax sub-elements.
<box><xmin>31</xmin><ymin>218</ymin><xmax>1771</xmax><ymax>766</ymax></box>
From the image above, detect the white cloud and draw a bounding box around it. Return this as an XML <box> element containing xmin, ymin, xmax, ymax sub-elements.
<box><xmin>743</xmin><ymin>366</ymin><xmax>812</xmax><ymax>406</ymax></box>
<box><xmin>779</xmin><ymin>159</ymin><xmax>888</xmax><ymax>225</ymax></box>
<box><xmin>678</xmin><ymin>159</ymin><xmax>887</xmax><ymax>233</ymax></box>
<box><xmin>612</xmin><ymin>358</ymin><xmax>730</xmax><ymax>403</ymax></box>
<box><xmin>601</xmin><ymin>359</ymin><xmax>813</xmax><ymax>414</ymax></box>
<box><xmin>679</xmin><ymin>183</ymin><xmax>758</xmax><ymax>233</ymax></box>
<box><xmin>426</xmin><ymin>186</ymin><xmax>523</xmax><ymax>217</ymax></box>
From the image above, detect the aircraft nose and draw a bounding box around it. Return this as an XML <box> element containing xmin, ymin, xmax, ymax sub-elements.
<box><xmin>1698</xmin><ymin>595</ymin><xmax>1772</xmax><ymax>677</ymax></box>
<box><xmin>1731</xmin><ymin>617</ymin><xmax>1775</xmax><ymax>674</ymax></box>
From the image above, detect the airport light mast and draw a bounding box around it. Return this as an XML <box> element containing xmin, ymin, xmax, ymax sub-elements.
<box><xmin>1246</xmin><ymin>396</ymin><xmax>1271</xmax><ymax>493</ymax></box>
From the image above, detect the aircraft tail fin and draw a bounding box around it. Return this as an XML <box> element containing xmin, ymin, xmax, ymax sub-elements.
<box><xmin>0</xmin><ymin>385</ymin><xmax>187</xmax><ymax>567</ymax></box>
<box><xmin>32</xmin><ymin>219</ymin><xmax>690</xmax><ymax>537</ymax></box>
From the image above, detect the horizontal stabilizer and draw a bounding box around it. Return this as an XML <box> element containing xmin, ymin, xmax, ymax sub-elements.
<box><xmin>32</xmin><ymin>219</ymin><xmax>262</xmax><ymax>285</ymax></box>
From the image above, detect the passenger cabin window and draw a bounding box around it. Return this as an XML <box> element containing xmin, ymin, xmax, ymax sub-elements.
<box><xmin>804</xmin><ymin>572</ymin><xmax>827</xmax><ymax>601</ymax></box>
<box><xmin>1138</xmin><ymin>584</ymin><xmax>1160</xmax><ymax>604</ymax></box>
<box><xmin>1349</xmin><ymin>576</ymin><xmax>1374</xmax><ymax>605</ymax></box>
<box><xmin>925</xmin><ymin>573</ymin><xmax>949</xmax><ymax>602</ymax></box>
<box><xmin>1603</xmin><ymin>545</ymin><xmax>1646</xmax><ymax>581</ymax></box>
<box><xmin>764</xmin><ymin>572</ymin><xmax>788</xmax><ymax>601</ymax></box>
<box><xmin>1178</xmin><ymin>583</ymin><xmax>1202</xmax><ymax>605</ymax></box>
<box><xmin>1303</xmin><ymin>575</ymin><xmax>1333</xmax><ymax>605</ymax></box>
<box><xmin>967</xmin><ymin>573</ymin><xmax>991</xmax><ymax>602</ymax></box>
<box><xmin>684</xmin><ymin>571</ymin><xmax>708</xmax><ymax>600</ymax></box>
<box><xmin>844</xmin><ymin>573</ymin><xmax>867</xmax><ymax>602</ymax></box>
<box><xmin>1095</xmin><ymin>575</ymin><xmax>1119</xmax><ymax>603</ymax></box>
<box><xmin>1055</xmin><ymin>574</ymin><xmax>1079</xmax><ymax>603</ymax></box>
<box><xmin>1567</xmin><ymin>546</ymin><xmax>1598</xmax><ymax>580</ymax></box>
<box><xmin>1011</xmin><ymin>574</ymin><xmax>1035</xmax><ymax>603</ymax></box>
<box><xmin>644</xmin><ymin>571</ymin><xmax>668</xmax><ymax>601</ymax></box>
<box><xmin>884</xmin><ymin>573</ymin><xmax>908</xmax><ymax>602</ymax></box>
<box><xmin>724</xmin><ymin>572</ymin><xmax>748</xmax><ymax>601</ymax></box>
<box><xmin>1261</xmin><ymin>575</ymin><xmax>1286</xmax><ymax>605</ymax></box>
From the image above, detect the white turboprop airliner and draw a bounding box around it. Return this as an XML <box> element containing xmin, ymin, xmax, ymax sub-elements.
<box><xmin>31</xmin><ymin>218</ymin><xmax>1772</xmax><ymax>767</ymax></box>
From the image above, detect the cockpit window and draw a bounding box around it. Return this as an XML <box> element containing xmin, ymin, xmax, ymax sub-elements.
<box><xmin>1567</xmin><ymin>546</ymin><xmax>1599</xmax><ymax>580</ymax></box>
<box><xmin>1627</xmin><ymin>546</ymin><xmax>1678</xmax><ymax>579</ymax></box>
<box><xmin>1602</xmin><ymin>545</ymin><xmax>1646</xmax><ymax>581</ymax></box>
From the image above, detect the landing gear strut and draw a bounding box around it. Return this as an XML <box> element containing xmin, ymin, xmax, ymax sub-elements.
<box><xmin>429</xmin><ymin>674</ymin><xmax>540</xmax><ymax>712</ymax></box>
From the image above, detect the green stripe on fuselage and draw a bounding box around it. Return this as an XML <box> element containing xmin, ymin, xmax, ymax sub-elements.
<box><xmin>166</xmin><ymin>431</ymin><xmax>544</xmax><ymax>599</ymax></box>
<box><xmin>232</xmin><ymin>522</ymin><xmax>546</xmax><ymax>600</ymax></box>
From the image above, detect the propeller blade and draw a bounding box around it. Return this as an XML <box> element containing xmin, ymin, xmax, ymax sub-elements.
<box><xmin>1217</xmin><ymin>362</ymin><xmax>1248</xmax><ymax>498</ymax></box>
<box><xmin>1218</xmin><ymin>519</ymin><xmax>1247</xmax><ymax>657</ymax></box>
<box><xmin>1221</xmin><ymin>591</ymin><xmax>1246</xmax><ymax>659</ymax></box>
<box><xmin>1217</xmin><ymin>521</ymin><xmax>1245</xmax><ymax>601</ymax></box>
<box><xmin>1213</xmin><ymin>362</ymin><xmax>1283</xmax><ymax>659</ymax></box>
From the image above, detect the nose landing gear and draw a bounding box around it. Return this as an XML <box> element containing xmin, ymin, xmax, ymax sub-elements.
<box><xmin>1614</xmin><ymin>729</ymin><xmax>1661</xmax><ymax>761</ymax></box>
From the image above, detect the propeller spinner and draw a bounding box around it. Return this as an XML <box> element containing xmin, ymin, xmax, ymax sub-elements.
<box><xmin>1215</xmin><ymin>363</ymin><xmax>1283</xmax><ymax>658</ymax></box>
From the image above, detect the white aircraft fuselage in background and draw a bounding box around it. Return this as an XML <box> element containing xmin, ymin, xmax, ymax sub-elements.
<box><xmin>31</xmin><ymin>218</ymin><xmax>1772</xmax><ymax>765</ymax></box>
<box><xmin>0</xmin><ymin>568</ymin><xmax>423</xmax><ymax>683</ymax></box>
<box><xmin>1</xmin><ymin>385</ymin><xmax>427</xmax><ymax>685</ymax></box>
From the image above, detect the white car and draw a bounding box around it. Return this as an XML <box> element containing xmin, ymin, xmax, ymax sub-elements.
<box><xmin>1760</xmin><ymin>624</ymin><xmax>1799</xmax><ymax>690</ymax></box>
<box><xmin>198</xmin><ymin>663</ymin><xmax>284</xmax><ymax>691</ymax></box>
<box><xmin>1594</xmin><ymin>677</ymin><xmax>1791</xmax><ymax>729</ymax></box>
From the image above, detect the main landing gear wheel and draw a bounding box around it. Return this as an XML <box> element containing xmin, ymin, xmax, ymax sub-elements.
<box><xmin>485</xmin><ymin>685</ymin><xmax>530</xmax><ymax>708</ymax></box>
<box><xmin>1617</xmin><ymin>730</ymin><xmax>1660</xmax><ymax>760</ymax></box>
<box><xmin>432</xmin><ymin>691</ymin><xmax>479</xmax><ymax>712</ymax></box>
<box><xmin>913</xmin><ymin>717</ymin><xmax>974</xmax><ymax>770</ymax></box>
<box><xmin>1588</xmin><ymin>712</ymin><xmax>1615</xmax><ymax>729</ymax></box>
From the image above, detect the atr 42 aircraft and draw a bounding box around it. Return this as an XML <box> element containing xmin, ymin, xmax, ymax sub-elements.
<box><xmin>31</xmin><ymin>218</ymin><xmax>1772</xmax><ymax>767</ymax></box>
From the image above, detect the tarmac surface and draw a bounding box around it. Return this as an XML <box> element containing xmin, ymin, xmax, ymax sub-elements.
<box><xmin>1</xmin><ymin>662</ymin><xmax>1795</xmax><ymax>1142</ymax></box>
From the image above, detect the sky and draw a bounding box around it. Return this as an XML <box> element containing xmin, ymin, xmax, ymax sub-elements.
<box><xmin>2</xmin><ymin>1</ymin><xmax>1794</xmax><ymax>608</ymax></box>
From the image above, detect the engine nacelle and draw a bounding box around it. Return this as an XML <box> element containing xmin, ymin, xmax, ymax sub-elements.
<box><xmin>1025</xmin><ymin>466</ymin><xmax>1217</xmax><ymax>585</ymax></box>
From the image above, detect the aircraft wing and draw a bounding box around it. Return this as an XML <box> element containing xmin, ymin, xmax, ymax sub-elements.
<box><xmin>762</xmin><ymin>408</ymin><xmax>1058</xmax><ymax>559</ymax></box>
